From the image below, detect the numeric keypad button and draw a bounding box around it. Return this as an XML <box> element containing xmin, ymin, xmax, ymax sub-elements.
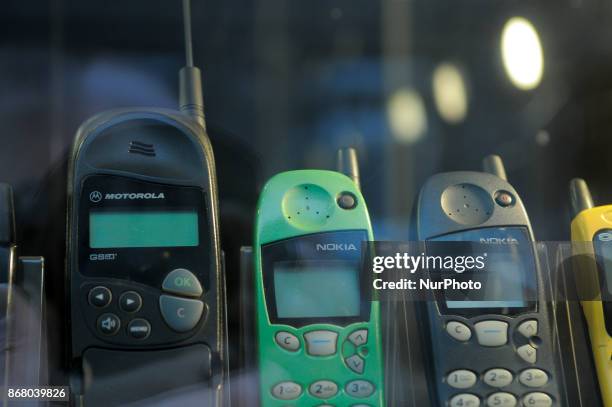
<box><xmin>271</xmin><ymin>381</ymin><xmax>302</xmax><ymax>400</ymax></box>
<box><xmin>521</xmin><ymin>392</ymin><xmax>552</xmax><ymax>406</ymax></box>
<box><xmin>517</xmin><ymin>344</ymin><xmax>537</xmax><ymax>364</ymax></box>
<box><xmin>519</xmin><ymin>369</ymin><xmax>548</xmax><ymax>388</ymax></box>
<box><xmin>483</xmin><ymin>368</ymin><xmax>513</xmax><ymax>388</ymax></box>
<box><xmin>275</xmin><ymin>331</ymin><xmax>300</xmax><ymax>351</ymax></box>
<box><xmin>446</xmin><ymin>369</ymin><xmax>477</xmax><ymax>389</ymax></box>
<box><xmin>486</xmin><ymin>392</ymin><xmax>516</xmax><ymax>407</ymax></box>
<box><xmin>345</xmin><ymin>380</ymin><xmax>375</xmax><ymax>398</ymax></box>
<box><xmin>446</xmin><ymin>321</ymin><xmax>472</xmax><ymax>342</ymax></box>
<box><xmin>309</xmin><ymin>380</ymin><xmax>338</xmax><ymax>399</ymax></box>
<box><xmin>449</xmin><ymin>393</ymin><xmax>480</xmax><ymax>407</ymax></box>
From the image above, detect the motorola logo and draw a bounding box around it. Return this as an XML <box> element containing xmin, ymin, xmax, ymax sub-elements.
<box><xmin>105</xmin><ymin>192</ymin><xmax>165</xmax><ymax>200</ymax></box>
<box><xmin>316</xmin><ymin>243</ymin><xmax>358</xmax><ymax>251</ymax></box>
<box><xmin>89</xmin><ymin>191</ymin><xmax>103</xmax><ymax>203</ymax></box>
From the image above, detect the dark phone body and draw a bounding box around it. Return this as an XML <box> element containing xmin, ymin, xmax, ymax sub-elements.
<box><xmin>67</xmin><ymin>108</ymin><xmax>226</xmax><ymax>406</ymax></box>
<box><xmin>414</xmin><ymin>171</ymin><xmax>565</xmax><ymax>407</ymax></box>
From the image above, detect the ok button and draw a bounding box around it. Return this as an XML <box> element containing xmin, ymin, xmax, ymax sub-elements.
<box><xmin>159</xmin><ymin>295</ymin><xmax>204</xmax><ymax>332</ymax></box>
<box><xmin>162</xmin><ymin>268</ymin><xmax>203</xmax><ymax>298</ymax></box>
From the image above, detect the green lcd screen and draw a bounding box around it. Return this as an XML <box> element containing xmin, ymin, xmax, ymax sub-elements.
<box><xmin>273</xmin><ymin>260</ymin><xmax>360</xmax><ymax>318</ymax></box>
<box><xmin>89</xmin><ymin>210</ymin><xmax>199</xmax><ymax>248</ymax></box>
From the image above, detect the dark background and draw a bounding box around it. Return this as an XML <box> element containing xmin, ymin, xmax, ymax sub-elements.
<box><xmin>2</xmin><ymin>0</ymin><xmax>612</xmax><ymax>386</ymax></box>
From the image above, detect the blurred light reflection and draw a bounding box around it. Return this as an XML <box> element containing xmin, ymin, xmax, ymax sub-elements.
<box><xmin>501</xmin><ymin>17</ymin><xmax>544</xmax><ymax>90</ymax></box>
<box><xmin>387</xmin><ymin>88</ymin><xmax>427</xmax><ymax>144</ymax></box>
<box><xmin>432</xmin><ymin>63</ymin><xmax>468</xmax><ymax>124</ymax></box>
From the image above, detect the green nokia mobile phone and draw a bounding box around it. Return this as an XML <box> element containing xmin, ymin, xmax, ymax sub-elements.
<box><xmin>253</xmin><ymin>149</ymin><xmax>384</xmax><ymax>406</ymax></box>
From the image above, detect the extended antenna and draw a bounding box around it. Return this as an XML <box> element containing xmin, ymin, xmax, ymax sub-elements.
<box><xmin>337</xmin><ymin>147</ymin><xmax>361</xmax><ymax>191</ymax></box>
<box><xmin>179</xmin><ymin>0</ymin><xmax>206</xmax><ymax>129</ymax></box>
<box><xmin>482</xmin><ymin>154</ymin><xmax>508</xmax><ymax>181</ymax></box>
<box><xmin>570</xmin><ymin>178</ymin><xmax>594</xmax><ymax>219</ymax></box>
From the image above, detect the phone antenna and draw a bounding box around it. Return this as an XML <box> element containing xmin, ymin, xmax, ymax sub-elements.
<box><xmin>482</xmin><ymin>154</ymin><xmax>508</xmax><ymax>181</ymax></box>
<box><xmin>179</xmin><ymin>0</ymin><xmax>206</xmax><ymax>129</ymax></box>
<box><xmin>570</xmin><ymin>178</ymin><xmax>594</xmax><ymax>219</ymax></box>
<box><xmin>337</xmin><ymin>147</ymin><xmax>361</xmax><ymax>191</ymax></box>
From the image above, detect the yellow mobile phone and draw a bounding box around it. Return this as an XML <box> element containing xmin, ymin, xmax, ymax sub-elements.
<box><xmin>569</xmin><ymin>178</ymin><xmax>612</xmax><ymax>406</ymax></box>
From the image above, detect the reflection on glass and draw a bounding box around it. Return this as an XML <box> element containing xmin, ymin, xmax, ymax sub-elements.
<box><xmin>501</xmin><ymin>17</ymin><xmax>544</xmax><ymax>90</ymax></box>
<box><xmin>432</xmin><ymin>63</ymin><xmax>468</xmax><ymax>124</ymax></box>
<box><xmin>387</xmin><ymin>88</ymin><xmax>427</xmax><ymax>144</ymax></box>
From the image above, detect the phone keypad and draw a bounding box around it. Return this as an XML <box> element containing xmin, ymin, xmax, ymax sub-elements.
<box><xmin>83</xmin><ymin>267</ymin><xmax>206</xmax><ymax>344</ymax></box>
<box><xmin>474</xmin><ymin>320</ymin><xmax>508</xmax><ymax>347</ymax></box>
<box><xmin>162</xmin><ymin>268</ymin><xmax>203</xmax><ymax>298</ymax></box>
<box><xmin>442</xmin><ymin>316</ymin><xmax>555</xmax><ymax>406</ymax></box>
<box><xmin>308</xmin><ymin>380</ymin><xmax>338</xmax><ymax>399</ymax></box>
<box><xmin>446</xmin><ymin>370</ymin><xmax>477</xmax><ymax>389</ymax></box>
<box><xmin>345</xmin><ymin>354</ymin><xmax>365</xmax><ymax>374</ymax></box>
<box><xmin>270</xmin><ymin>327</ymin><xmax>378</xmax><ymax>403</ymax></box>
<box><xmin>450</xmin><ymin>393</ymin><xmax>480</xmax><ymax>407</ymax></box>
<box><xmin>97</xmin><ymin>313</ymin><xmax>120</xmax><ymax>335</ymax></box>
<box><xmin>518</xmin><ymin>369</ymin><xmax>548</xmax><ymax>388</ymax></box>
<box><xmin>517</xmin><ymin>320</ymin><xmax>538</xmax><ymax>338</ymax></box>
<box><xmin>446</xmin><ymin>321</ymin><xmax>472</xmax><ymax>342</ymax></box>
<box><xmin>271</xmin><ymin>381</ymin><xmax>302</xmax><ymax>400</ymax></box>
<box><xmin>275</xmin><ymin>331</ymin><xmax>300</xmax><ymax>351</ymax></box>
<box><xmin>345</xmin><ymin>380</ymin><xmax>375</xmax><ymax>398</ymax></box>
<box><xmin>522</xmin><ymin>392</ymin><xmax>553</xmax><ymax>406</ymax></box>
<box><xmin>119</xmin><ymin>291</ymin><xmax>142</xmax><ymax>313</ymax></box>
<box><xmin>516</xmin><ymin>344</ymin><xmax>537</xmax><ymax>364</ymax></box>
<box><xmin>159</xmin><ymin>295</ymin><xmax>204</xmax><ymax>332</ymax></box>
<box><xmin>486</xmin><ymin>392</ymin><xmax>516</xmax><ymax>406</ymax></box>
<box><xmin>483</xmin><ymin>368</ymin><xmax>513</xmax><ymax>388</ymax></box>
<box><xmin>304</xmin><ymin>330</ymin><xmax>338</xmax><ymax>356</ymax></box>
<box><xmin>89</xmin><ymin>286</ymin><xmax>112</xmax><ymax>308</ymax></box>
<box><xmin>347</xmin><ymin>329</ymin><xmax>368</xmax><ymax>346</ymax></box>
<box><xmin>127</xmin><ymin>318</ymin><xmax>151</xmax><ymax>339</ymax></box>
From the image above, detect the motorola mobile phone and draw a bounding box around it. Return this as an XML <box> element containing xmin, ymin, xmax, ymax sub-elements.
<box><xmin>414</xmin><ymin>155</ymin><xmax>563</xmax><ymax>407</ymax></box>
<box><xmin>66</xmin><ymin>1</ymin><xmax>226</xmax><ymax>405</ymax></box>
<box><xmin>569</xmin><ymin>178</ymin><xmax>612</xmax><ymax>407</ymax></box>
<box><xmin>253</xmin><ymin>149</ymin><xmax>385</xmax><ymax>406</ymax></box>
